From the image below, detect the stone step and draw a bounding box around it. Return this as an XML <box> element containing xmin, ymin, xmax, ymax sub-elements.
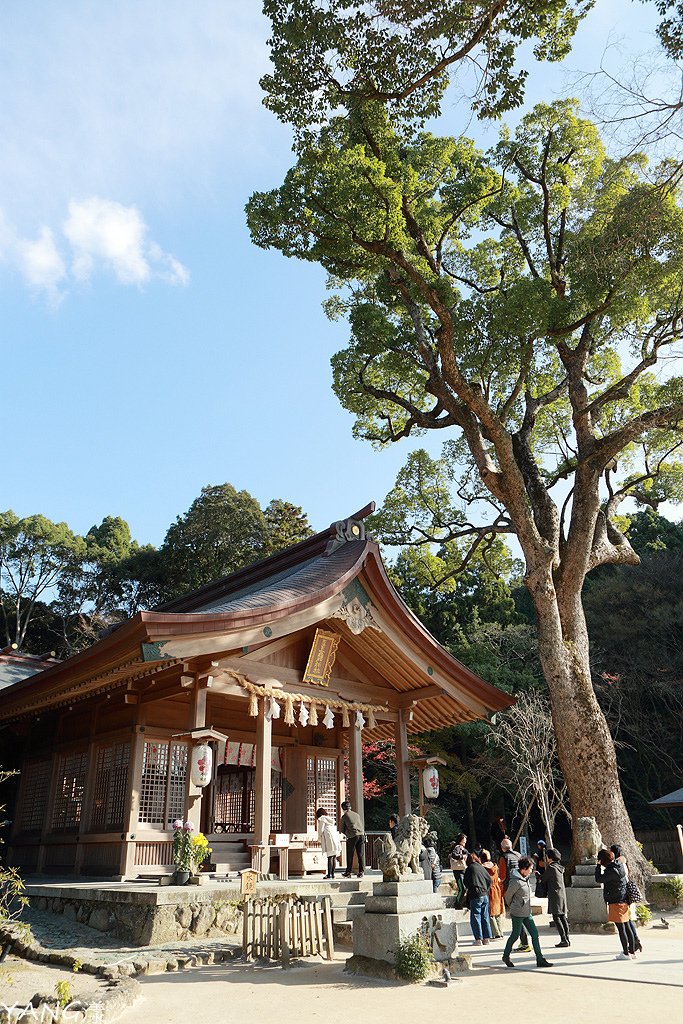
<box><xmin>331</xmin><ymin>905</ymin><xmax>367</xmax><ymax>923</ymax></box>
<box><xmin>329</xmin><ymin>891</ymin><xmax>368</xmax><ymax>908</ymax></box>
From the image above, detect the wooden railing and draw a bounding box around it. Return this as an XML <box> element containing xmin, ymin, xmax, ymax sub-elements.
<box><xmin>242</xmin><ymin>895</ymin><xmax>334</xmax><ymax>966</ymax></box>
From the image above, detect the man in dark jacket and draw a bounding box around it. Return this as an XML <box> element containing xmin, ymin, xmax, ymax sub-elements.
<box><xmin>545</xmin><ymin>848</ymin><xmax>570</xmax><ymax>946</ymax></box>
<box><xmin>340</xmin><ymin>801</ymin><xmax>364</xmax><ymax>877</ymax></box>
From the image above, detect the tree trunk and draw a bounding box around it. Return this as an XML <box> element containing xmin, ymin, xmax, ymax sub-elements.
<box><xmin>529</xmin><ymin>573</ymin><xmax>649</xmax><ymax>885</ymax></box>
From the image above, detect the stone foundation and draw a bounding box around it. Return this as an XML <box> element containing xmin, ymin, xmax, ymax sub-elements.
<box><xmin>26</xmin><ymin>883</ymin><xmax>243</xmax><ymax>945</ymax></box>
<box><xmin>566</xmin><ymin>864</ymin><xmax>614</xmax><ymax>934</ymax></box>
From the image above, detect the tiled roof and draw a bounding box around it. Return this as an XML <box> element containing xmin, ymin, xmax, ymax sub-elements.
<box><xmin>0</xmin><ymin>652</ymin><xmax>60</xmax><ymax>691</ymax></box>
<box><xmin>190</xmin><ymin>542</ymin><xmax>365</xmax><ymax>614</ymax></box>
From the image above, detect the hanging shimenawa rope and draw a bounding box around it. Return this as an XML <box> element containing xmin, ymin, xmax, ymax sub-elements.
<box><xmin>229</xmin><ymin>673</ymin><xmax>388</xmax><ymax>724</ymax></box>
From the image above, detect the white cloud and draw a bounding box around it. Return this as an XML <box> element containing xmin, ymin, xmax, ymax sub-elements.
<box><xmin>0</xmin><ymin>198</ymin><xmax>188</xmax><ymax>300</ymax></box>
<box><xmin>16</xmin><ymin>227</ymin><xmax>66</xmax><ymax>294</ymax></box>
<box><xmin>63</xmin><ymin>197</ymin><xmax>188</xmax><ymax>287</ymax></box>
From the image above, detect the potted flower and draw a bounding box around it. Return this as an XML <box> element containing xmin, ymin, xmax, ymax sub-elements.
<box><xmin>190</xmin><ymin>832</ymin><xmax>212</xmax><ymax>883</ymax></box>
<box><xmin>172</xmin><ymin>819</ymin><xmax>194</xmax><ymax>884</ymax></box>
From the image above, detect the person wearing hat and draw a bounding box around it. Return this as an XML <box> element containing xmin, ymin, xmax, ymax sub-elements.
<box><xmin>545</xmin><ymin>848</ymin><xmax>570</xmax><ymax>947</ymax></box>
<box><xmin>534</xmin><ymin>840</ymin><xmax>548</xmax><ymax>898</ymax></box>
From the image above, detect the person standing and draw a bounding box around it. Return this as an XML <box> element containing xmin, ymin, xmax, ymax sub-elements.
<box><xmin>425</xmin><ymin>837</ymin><xmax>443</xmax><ymax>894</ymax></box>
<box><xmin>480</xmin><ymin>848</ymin><xmax>505</xmax><ymax>939</ymax></box>
<box><xmin>502</xmin><ymin>856</ymin><xmax>554</xmax><ymax>968</ymax></box>
<box><xmin>534</xmin><ymin>840</ymin><xmax>548</xmax><ymax>897</ymax></box>
<box><xmin>595</xmin><ymin>848</ymin><xmax>636</xmax><ymax>959</ymax></box>
<box><xmin>499</xmin><ymin>838</ymin><xmax>531</xmax><ymax>952</ymax></box>
<box><xmin>316</xmin><ymin>808</ymin><xmax>341</xmax><ymax>879</ymax></box>
<box><xmin>463</xmin><ymin>852</ymin><xmax>493</xmax><ymax>945</ymax></box>
<box><xmin>388</xmin><ymin>814</ymin><xmax>398</xmax><ymax>839</ymax></box>
<box><xmin>419</xmin><ymin>840</ymin><xmax>432</xmax><ymax>881</ymax></box>
<box><xmin>610</xmin><ymin>844</ymin><xmax>642</xmax><ymax>954</ymax></box>
<box><xmin>340</xmin><ymin>800</ymin><xmax>365</xmax><ymax>878</ymax></box>
<box><xmin>544</xmin><ymin>848</ymin><xmax>570</xmax><ymax>947</ymax></box>
<box><xmin>490</xmin><ymin>816</ymin><xmax>507</xmax><ymax>858</ymax></box>
<box><xmin>449</xmin><ymin>833</ymin><xmax>469</xmax><ymax>906</ymax></box>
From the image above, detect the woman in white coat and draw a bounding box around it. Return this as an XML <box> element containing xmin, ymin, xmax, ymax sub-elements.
<box><xmin>316</xmin><ymin>807</ymin><xmax>342</xmax><ymax>879</ymax></box>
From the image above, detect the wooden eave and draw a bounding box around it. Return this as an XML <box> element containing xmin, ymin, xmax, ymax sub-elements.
<box><xmin>0</xmin><ymin>536</ymin><xmax>513</xmax><ymax>733</ymax></box>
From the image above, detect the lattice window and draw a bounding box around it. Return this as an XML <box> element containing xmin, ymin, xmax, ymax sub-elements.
<box><xmin>270</xmin><ymin>769</ymin><xmax>283</xmax><ymax>832</ymax></box>
<box><xmin>51</xmin><ymin>751</ymin><xmax>88</xmax><ymax>831</ymax></box>
<box><xmin>167</xmin><ymin>743</ymin><xmax>188</xmax><ymax>828</ymax></box>
<box><xmin>18</xmin><ymin>759</ymin><xmax>51</xmax><ymax>832</ymax></box>
<box><xmin>306</xmin><ymin>755</ymin><xmax>338</xmax><ymax>829</ymax></box>
<box><xmin>90</xmin><ymin>741</ymin><xmax>130</xmax><ymax>831</ymax></box>
<box><xmin>137</xmin><ymin>739</ymin><xmax>188</xmax><ymax>829</ymax></box>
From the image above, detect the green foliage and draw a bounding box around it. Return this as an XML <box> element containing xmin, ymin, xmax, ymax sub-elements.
<box><xmin>54</xmin><ymin>979</ymin><xmax>74</xmax><ymax>1009</ymax></box>
<box><xmin>393</xmin><ymin>932</ymin><xmax>433</xmax><ymax>982</ymax></box>
<box><xmin>261</xmin><ymin>0</ymin><xmax>591</xmax><ymax>142</ymax></box>
<box><xmin>635</xmin><ymin>902</ymin><xmax>652</xmax><ymax>925</ymax></box>
<box><xmin>648</xmin><ymin>876</ymin><xmax>683</xmax><ymax>908</ymax></box>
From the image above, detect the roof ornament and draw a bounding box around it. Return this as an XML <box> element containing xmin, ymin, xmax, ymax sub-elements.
<box><xmin>324</xmin><ymin>502</ymin><xmax>376</xmax><ymax>555</ymax></box>
<box><xmin>332</xmin><ymin>594</ymin><xmax>381</xmax><ymax>635</ymax></box>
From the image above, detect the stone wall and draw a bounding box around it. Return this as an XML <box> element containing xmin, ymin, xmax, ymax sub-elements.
<box><xmin>28</xmin><ymin>888</ymin><xmax>243</xmax><ymax>946</ymax></box>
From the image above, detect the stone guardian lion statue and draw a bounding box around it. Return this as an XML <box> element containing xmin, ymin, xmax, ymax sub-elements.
<box><xmin>574</xmin><ymin>815</ymin><xmax>603</xmax><ymax>863</ymax></box>
<box><xmin>377</xmin><ymin>814</ymin><xmax>430</xmax><ymax>881</ymax></box>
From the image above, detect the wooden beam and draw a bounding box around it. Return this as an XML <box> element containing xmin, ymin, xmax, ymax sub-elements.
<box><xmin>347</xmin><ymin>726</ymin><xmax>364</xmax><ymax>830</ymax></box>
<box><xmin>393</xmin><ymin>684</ymin><xmax>443</xmax><ymax>708</ymax></box>
<box><xmin>253</xmin><ymin>689</ymin><xmax>273</xmax><ymax>872</ymax></box>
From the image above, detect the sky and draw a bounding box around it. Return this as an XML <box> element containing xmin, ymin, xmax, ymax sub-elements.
<box><xmin>1</xmin><ymin>0</ymin><xmax>676</xmax><ymax>546</ymax></box>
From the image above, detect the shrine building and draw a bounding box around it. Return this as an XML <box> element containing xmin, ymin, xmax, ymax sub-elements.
<box><xmin>0</xmin><ymin>507</ymin><xmax>513</xmax><ymax>880</ymax></box>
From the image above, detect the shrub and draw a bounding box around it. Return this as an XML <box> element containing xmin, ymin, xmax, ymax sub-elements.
<box><xmin>393</xmin><ymin>933</ymin><xmax>433</xmax><ymax>982</ymax></box>
<box><xmin>648</xmin><ymin>876</ymin><xmax>683</xmax><ymax>908</ymax></box>
<box><xmin>635</xmin><ymin>903</ymin><xmax>652</xmax><ymax>925</ymax></box>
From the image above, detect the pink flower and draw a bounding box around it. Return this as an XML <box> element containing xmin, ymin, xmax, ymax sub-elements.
<box><xmin>172</xmin><ymin>819</ymin><xmax>183</xmax><ymax>831</ymax></box>
<box><xmin>183</xmin><ymin>821</ymin><xmax>195</xmax><ymax>832</ymax></box>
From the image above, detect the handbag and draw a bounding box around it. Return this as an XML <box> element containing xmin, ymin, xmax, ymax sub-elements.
<box><xmin>450</xmin><ymin>856</ymin><xmax>467</xmax><ymax>871</ymax></box>
<box><xmin>624</xmin><ymin>879</ymin><xmax>643</xmax><ymax>905</ymax></box>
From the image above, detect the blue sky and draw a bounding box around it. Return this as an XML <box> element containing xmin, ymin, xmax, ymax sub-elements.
<box><xmin>2</xmin><ymin>1</ymin><xmax>673</xmax><ymax>545</ymax></box>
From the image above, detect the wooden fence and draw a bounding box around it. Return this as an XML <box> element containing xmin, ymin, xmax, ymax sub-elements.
<box><xmin>242</xmin><ymin>895</ymin><xmax>334</xmax><ymax>966</ymax></box>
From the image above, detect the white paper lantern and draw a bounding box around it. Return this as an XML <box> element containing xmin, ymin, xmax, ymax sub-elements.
<box><xmin>190</xmin><ymin>742</ymin><xmax>213</xmax><ymax>787</ymax></box>
<box><xmin>422</xmin><ymin>765</ymin><xmax>439</xmax><ymax>800</ymax></box>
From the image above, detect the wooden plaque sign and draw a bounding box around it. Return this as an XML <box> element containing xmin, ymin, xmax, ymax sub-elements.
<box><xmin>303</xmin><ymin>629</ymin><xmax>340</xmax><ymax>686</ymax></box>
<box><xmin>240</xmin><ymin>869</ymin><xmax>258</xmax><ymax>896</ymax></box>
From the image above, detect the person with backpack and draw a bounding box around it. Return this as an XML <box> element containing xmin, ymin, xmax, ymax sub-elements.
<box><xmin>499</xmin><ymin>837</ymin><xmax>531</xmax><ymax>952</ymax></box>
<box><xmin>502</xmin><ymin>856</ymin><xmax>554</xmax><ymax>968</ymax></box>
<box><xmin>544</xmin><ymin>848</ymin><xmax>570</xmax><ymax>947</ymax></box>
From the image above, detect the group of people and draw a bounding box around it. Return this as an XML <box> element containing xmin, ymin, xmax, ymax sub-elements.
<box><xmin>450</xmin><ymin>823</ymin><xmax>643</xmax><ymax>967</ymax></box>
<box><xmin>318</xmin><ymin>806</ymin><xmax>643</xmax><ymax>966</ymax></box>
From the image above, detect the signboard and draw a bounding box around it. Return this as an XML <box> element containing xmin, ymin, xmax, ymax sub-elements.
<box><xmin>519</xmin><ymin>836</ymin><xmax>528</xmax><ymax>856</ymax></box>
<box><xmin>240</xmin><ymin>869</ymin><xmax>258</xmax><ymax>896</ymax></box>
<box><xmin>302</xmin><ymin>629</ymin><xmax>340</xmax><ymax>686</ymax></box>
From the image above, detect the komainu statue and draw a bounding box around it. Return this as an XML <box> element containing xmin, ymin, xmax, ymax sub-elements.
<box><xmin>378</xmin><ymin>814</ymin><xmax>429</xmax><ymax>881</ymax></box>
<box><xmin>574</xmin><ymin>816</ymin><xmax>603</xmax><ymax>863</ymax></box>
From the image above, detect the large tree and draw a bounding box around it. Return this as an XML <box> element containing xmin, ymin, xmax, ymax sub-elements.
<box><xmin>248</xmin><ymin>4</ymin><xmax>683</xmax><ymax>874</ymax></box>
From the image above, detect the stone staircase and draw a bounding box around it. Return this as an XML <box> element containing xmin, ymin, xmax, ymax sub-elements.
<box><xmin>328</xmin><ymin>878</ymin><xmax>374</xmax><ymax>946</ymax></box>
<box><xmin>206</xmin><ymin>838</ymin><xmax>251</xmax><ymax>876</ymax></box>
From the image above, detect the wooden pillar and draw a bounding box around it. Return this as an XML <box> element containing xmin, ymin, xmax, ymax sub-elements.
<box><xmin>253</xmin><ymin>696</ymin><xmax>273</xmax><ymax>872</ymax></box>
<box><xmin>394</xmin><ymin>710</ymin><xmax>412</xmax><ymax>817</ymax></box>
<box><xmin>120</xmin><ymin>724</ymin><xmax>146</xmax><ymax>880</ymax></box>
<box><xmin>186</xmin><ymin>679</ymin><xmax>209</xmax><ymax>826</ymax></box>
<box><xmin>347</xmin><ymin>724</ymin><xmax>364</xmax><ymax>829</ymax></box>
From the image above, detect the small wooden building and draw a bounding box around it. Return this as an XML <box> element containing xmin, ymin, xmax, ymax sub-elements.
<box><xmin>0</xmin><ymin>509</ymin><xmax>512</xmax><ymax>879</ymax></box>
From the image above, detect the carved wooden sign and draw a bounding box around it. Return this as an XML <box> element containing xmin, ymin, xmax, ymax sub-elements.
<box><xmin>303</xmin><ymin>629</ymin><xmax>340</xmax><ymax>686</ymax></box>
<box><xmin>240</xmin><ymin>869</ymin><xmax>258</xmax><ymax>895</ymax></box>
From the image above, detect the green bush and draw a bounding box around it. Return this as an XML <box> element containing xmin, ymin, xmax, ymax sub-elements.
<box><xmin>648</xmin><ymin>876</ymin><xmax>683</xmax><ymax>909</ymax></box>
<box><xmin>393</xmin><ymin>933</ymin><xmax>434</xmax><ymax>982</ymax></box>
<box><xmin>635</xmin><ymin>903</ymin><xmax>652</xmax><ymax>925</ymax></box>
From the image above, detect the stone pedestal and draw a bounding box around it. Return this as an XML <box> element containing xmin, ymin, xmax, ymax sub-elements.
<box><xmin>351</xmin><ymin>877</ymin><xmax>459</xmax><ymax>966</ymax></box>
<box><xmin>566</xmin><ymin>863</ymin><xmax>613</xmax><ymax>933</ymax></box>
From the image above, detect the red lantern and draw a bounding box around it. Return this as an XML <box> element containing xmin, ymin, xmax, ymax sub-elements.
<box><xmin>422</xmin><ymin>765</ymin><xmax>439</xmax><ymax>800</ymax></box>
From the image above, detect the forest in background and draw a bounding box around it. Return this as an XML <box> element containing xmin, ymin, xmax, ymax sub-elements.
<box><xmin>2</xmin><ymin>485</ymin><xmax>681</xmax><ymax>842</ymax></box>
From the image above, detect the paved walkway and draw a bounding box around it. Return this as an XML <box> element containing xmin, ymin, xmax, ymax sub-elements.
<box><xmin>128</xmin><ymin>928</ymin><xmax>683</xmax><ymax>1024</ymax></box>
